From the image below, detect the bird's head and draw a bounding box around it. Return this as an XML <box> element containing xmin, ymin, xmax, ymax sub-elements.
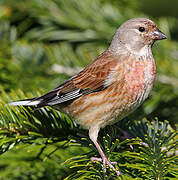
<box><xmin>110</xmin><ymin>18</ymin><xmax>167</xmax><ymax>54</ymax></box>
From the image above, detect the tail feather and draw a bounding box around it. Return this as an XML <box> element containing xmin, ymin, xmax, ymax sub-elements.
<box><xmin>8</xmin><ymin>98</ymin><xmax>41</xmax><ymax>106</ymax></box>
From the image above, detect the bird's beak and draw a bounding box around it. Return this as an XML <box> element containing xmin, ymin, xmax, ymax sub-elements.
<box><xmin>152</xmin><ymin>29</ymin><xmax>167</xmax><ymax>40</ymax></box>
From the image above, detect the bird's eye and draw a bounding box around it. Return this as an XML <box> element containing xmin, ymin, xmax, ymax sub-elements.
<box><xmin>139</xmin><ymin>27</ymin><xmax>145</xmax><ymax>32</ymax></box>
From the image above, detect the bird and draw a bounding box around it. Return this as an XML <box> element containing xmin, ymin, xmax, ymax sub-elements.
<box><xmin>9</xmin><ymin>18</ymin><xmax>167</xmax><ymax>176</ymax></box>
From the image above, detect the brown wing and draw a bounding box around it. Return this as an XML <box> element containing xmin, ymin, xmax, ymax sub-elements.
<box><xmin>34</xmin><ymin>50</ymin><xmax>119</xmax><ymax>106</ymax></box>
<box><xmin>73</xmin><ymin>51</ymin><xmax>118</xmax><ymax>90</ymax></box>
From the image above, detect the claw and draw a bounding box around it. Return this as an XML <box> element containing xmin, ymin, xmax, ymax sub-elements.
<box><xmin>91</xmin><ymin>156</ymin><xmax>121</xmax><ymax>176</ymax></box>
<box><xmin>91</xmin><ymin>157</ymin><xmax>102</xmax><ymax>162</ymax></box>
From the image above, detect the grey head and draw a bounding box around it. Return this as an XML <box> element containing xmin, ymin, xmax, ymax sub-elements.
<box><xmin>109</xmin><ymin>18</ymin><xmax>167</xmax><ymax>54</ymax></box>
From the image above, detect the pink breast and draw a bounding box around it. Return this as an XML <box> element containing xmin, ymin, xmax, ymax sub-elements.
<box><xmin>124</xmin><ymin>59</ymin><xmax>156</xmax><ymax>102</ymax></box>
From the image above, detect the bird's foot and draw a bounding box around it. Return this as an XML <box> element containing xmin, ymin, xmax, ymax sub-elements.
<box><xmin>91</xmin><ymin>157</ymin><xmax>120</xmax><ymax>176</ymax></box>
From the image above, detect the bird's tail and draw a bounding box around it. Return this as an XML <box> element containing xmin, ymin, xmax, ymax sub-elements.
<box><xmin>8</xmin><ymin>89</ymin><xmax>58</xmax><ymax>107</ymax></box>
<box><xmin>8</xmin><ymin>98</ymin><xmax>41</xmax><ymax>106</ymax></box>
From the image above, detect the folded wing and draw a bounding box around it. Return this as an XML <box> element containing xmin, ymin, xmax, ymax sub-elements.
<box><xmin>9</xmin><ymin>50</ymin><xmax>119</xmax><ymax>107</ymax></box>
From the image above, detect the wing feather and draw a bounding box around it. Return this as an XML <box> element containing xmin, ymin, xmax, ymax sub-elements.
<box><xmin>10</xmin><ymin>50</ymin><xmax>120</xmax><ymax>107</ymax></box>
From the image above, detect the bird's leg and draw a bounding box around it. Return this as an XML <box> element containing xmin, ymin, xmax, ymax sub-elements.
<box><xmin>114</xmin><ymin>126</ymin><xmax>134</xmax><ymax>150</ymax></box>
<box><xmin>89</xmin><ymin>127</ymin><xmax>121</xmax><ymax>176</ymax></box>
<box><xmin>90</xmin><ymin>140</ymin><xmax>120</xmax><ymax>175</ymax></box>
<box><xmin>114</xmin><ymin>126</ymin><xmax>148</xmax><ymax>149</ymax></box>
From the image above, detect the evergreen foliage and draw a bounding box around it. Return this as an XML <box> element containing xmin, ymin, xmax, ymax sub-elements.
<box><xmin>0</xmin><ymin>0</ymin><xmax>177</xmax><ymax>179</ymax></box>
